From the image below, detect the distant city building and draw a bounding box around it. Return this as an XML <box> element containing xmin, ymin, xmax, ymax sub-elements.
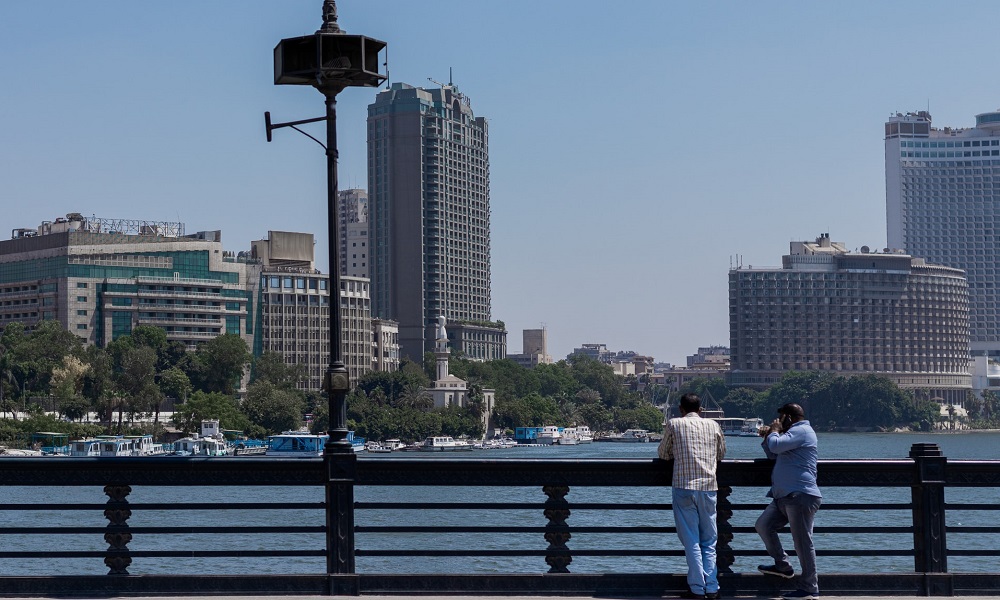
<box><xmin>568</xmin><ymin>344</ymin><xmax>655</xmax><ymax>377</ymax></box>
<box><xmin>0</xmin><ymin>213</ymin><xmax>253</xmax><ymax>351</ymax></box>
<box><xmin>729</xmin><ymin>233</ymin><xmax>971</xmax><ymax>404</ymax></box>
<box><xmin>372</xmin><ymin>318</ymin><xmax>400</xmax><ymax>373</ymax></box>
<box><xmin>687</xmin><ymin>346</ymin><xmax>731</xmax><ymax>369</ymax></box>
<box><xmin>249</xmin><ymin>231</ymin><xmax>389</xmax><ymax>389</ymax></box>
<box><xmin>508</xmin><ymin>328</ymin><xmax>553</xmax><ymax>368</ymax></box>
<box><xmin>447</xmin><ymin>321</ymin><xmax>507</xmax><ymax>362</ymax></box>
<box><xmin>338</xmin><ymin>188</ymin><xmax>369</xmax><ymax>279</ymax></box>
<box><xmin>568</xmin><ymin>343</ymin><xmax>612</xmax><ymax>363</ymax></box>
<box><xmin>886</xmin><ymin>109</ymin><xmax>1000</xmax><ymax>358</ymax></box>
<box><xmin>367</xmin><ymin>81</ymin><xmax>503</xmax><ymax>361</ymax></box>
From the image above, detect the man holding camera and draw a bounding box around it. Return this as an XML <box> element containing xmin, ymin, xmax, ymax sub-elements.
<box><xmin>755</xmin><ymin>402</ymin><xmax>822</xmax><ymax>600</ymax></box>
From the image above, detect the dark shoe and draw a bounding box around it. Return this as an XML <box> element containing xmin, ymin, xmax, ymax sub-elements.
<box><xmin>782</xmin><ymin>590</ymin><xmax>818</xmax><ymax>600</ymax></box>
<box><xmin>706</xmin><ymin>592</ymin><xmax>721</xmax><ymax>600</ymax></box>
<box><xmin>680</xmin><ymin>589</ymin><xmax>706</xmax><ymax>600</ymax></box>
<box><xmin>758</xmin><ymin>563</ymin><xmax>795</xmax><ymax>578</ymax></box>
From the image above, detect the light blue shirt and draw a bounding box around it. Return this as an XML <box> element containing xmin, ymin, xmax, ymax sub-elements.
<box><xmin>762</xmin><ymin>420</ymin><xmax>821</xmax><ymax>499</ymax></box>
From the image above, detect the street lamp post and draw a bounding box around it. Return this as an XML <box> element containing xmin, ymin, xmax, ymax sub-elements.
<box><xmin>270</xmin><ymin>0</ymin><xmax>385</xmax><ymax>583</ymax></box>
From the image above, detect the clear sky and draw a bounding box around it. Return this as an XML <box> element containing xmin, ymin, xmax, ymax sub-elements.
<box><xmin>2</xmin><ymin>1</ymin><xmax>1000</xmax><ymax>365</ymax></box>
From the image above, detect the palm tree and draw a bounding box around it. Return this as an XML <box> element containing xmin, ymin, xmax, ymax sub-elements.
<box><xmin>0</xmin><ymin>347</ymin><xmax>19</xmax><ymax>420</ymax></box>
<box><xmin>397</xmin><ymin>383</ymin><xmax>433</xmax><ymax>409</ymax></box>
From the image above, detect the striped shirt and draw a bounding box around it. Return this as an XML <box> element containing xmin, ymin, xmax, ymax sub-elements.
<box><xmin>658</xmin><ymin>412</ymin><xmax>726</xmax><ymax>491</ymax></box>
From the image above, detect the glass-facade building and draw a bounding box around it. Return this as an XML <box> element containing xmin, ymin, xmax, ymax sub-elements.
<box><xmin>367</xmin><ymin>82</ymin><xmax>504</xmax><ymax>361</ymax></box>
<box><xmin>729</xmin><ymin>234</ymin><xmax>971</xmax><ymax>404</ymax></box>
<box><xmin>886</xmin><ymin>109</ymin><xmax>1000</xmax><ymax>356</ymax></box>
<box><xmin>0</xmin><ymin>226</ymin><xmax>252</xmax><ymax>350</ymax></box>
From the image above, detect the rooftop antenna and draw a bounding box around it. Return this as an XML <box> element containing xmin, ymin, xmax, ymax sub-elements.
<box><xmin>449</xmin><ymin>67</ymin><xmax>453</xmax><ymax>86</ymax></box>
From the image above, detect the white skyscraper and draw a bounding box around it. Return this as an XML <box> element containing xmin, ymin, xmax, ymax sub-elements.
<box><xmin>885</xmin><ymin>109</ymin><xmax>1000</xmax><ymax>356</ymax></box>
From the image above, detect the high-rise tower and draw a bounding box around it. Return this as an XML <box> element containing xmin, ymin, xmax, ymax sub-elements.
<box><xmin>885</xmin><ymin>109</ymin><xmax>1000</xmax><ymax>356</ymax></box>
<box><xmin>337</xmin><ymin>188</ymin><xmax>369</xmax><ymax>279</ymax></box>
<box><xmin>367</xmin><ymin>81</ymin><xmax>502</xmax><ymax>361</ymax></box>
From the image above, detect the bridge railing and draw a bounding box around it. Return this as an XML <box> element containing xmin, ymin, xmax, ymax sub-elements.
<box><xmin>0</xmin><ymin>442</ymin><xmax>997</xmax><ymax>596</ymax></box>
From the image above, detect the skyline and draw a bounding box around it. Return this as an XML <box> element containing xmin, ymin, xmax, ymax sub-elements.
<box><xmin>3</xmin><ymin>1</ymin><xmax>1000</xmax><ymax>365</ymax></box>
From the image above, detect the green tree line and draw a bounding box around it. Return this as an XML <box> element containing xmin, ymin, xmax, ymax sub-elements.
<box><xmin>0</xmin><ymin>321</ymin><xmax>319</xmax><ymax>446</ymax></box>
<box><xmin>674</xmin><ymin>371</ymin><xmax>945</xmax><ymax>431</ymax></box>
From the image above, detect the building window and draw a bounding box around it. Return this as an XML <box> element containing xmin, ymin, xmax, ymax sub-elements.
<box><xmin>76</xmin><ymin>324</ymin><xmax>87</xmax><ymax>330</ymax></box>
<box><xmin>77</xmin><ymin>282</ymin><xmax>88</xmax><ymax>288</ymax></box>
<box><xmin>77</xmin><ymin>310</ymin><xmax>88</xmax><ymax>316</ymax></box>
<box><xmin>77</xmin><ymin>296</ymin><xmax>87</xmax><ymax>302</ymax></box>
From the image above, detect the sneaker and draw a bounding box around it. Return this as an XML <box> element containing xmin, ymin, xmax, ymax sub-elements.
<box><xmin>758</xmin><ymin>563</ymin><xmax>794</xmax><ymax>578</ymax></box>
<box><xmin>782</xmin><ymin>590</ymin><xmax>818</xmax><ymax>600</ymax></box>
<box><xmin>679</xmin><ymin>590</ymin><xmax>705</xmax><ymax>600</ymax></box>
<box><xmin>705</xmin><ymin>592</ymin><xmax>721</xmax><ymax>600</ymax></box>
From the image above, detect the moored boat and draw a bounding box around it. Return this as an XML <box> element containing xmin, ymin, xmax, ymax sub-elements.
<box><xmin>711</xmin><ymin>417</ymin><xmax>746</xmax><ymax>436</ymax></box>
<box><xmin>597</xmin><ymin>429</ymin><xmax>651</xmax><ymax>443</ymax></box>
<box><xmin>266</xmin><ymin>431</ymin><xmax>329</xmax><ymax>457</ymax></box>
<box><xmin>559</xmin><ymin>426</ymin><xmax>594</xmax><ymax>445</ymax></box>
<box><xmin>366</xmin><ymin>441</ymin><xmax>393</xmax><ymax>453</ymax></box>
<box><xmin>740</xmin><ymin>418</ymin><xmax>765</xmax><ymax>436</ymax></box>
<box><xmin>416</xmin><ymin>436</ymin><xmax>474</xmax><ymax>452</ymax></box>
<box><xmin>535</xmin><ymin>425</ymin><xmax>562</xmax><ymax>445</ymax></box>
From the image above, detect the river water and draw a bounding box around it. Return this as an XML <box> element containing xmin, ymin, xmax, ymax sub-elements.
<box><xmin>1</xmin><ymin>431</ymin><xmax>998</xmax><ymax>577</ymax></box>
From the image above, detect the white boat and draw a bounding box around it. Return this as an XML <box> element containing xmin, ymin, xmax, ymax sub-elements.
<box><xmin>711</xmin><ymin>417</ymin><xmax>747</xmax><ymax>436</ymax></box>
<box><xmin>597</xmin><ymin>429</ymin><xmax>651</xmax><ymax>443</ymax></box>
<box><xmin>366</xmin><ymin>441</ymin><xmax>393</xmax><ymax>453</ymax></box>
<box><xmin>536</xmin><ymin>425</ymin><xmax>562</xmax><ymax>445</ymax></box>
<box><xmin>384</xmin><ymin>439</ymin><xmax>407</xmax><ymax>451</ymax></box>
<box><xmin>99</xmin><ymin>437</ymin><xmax>136</xmax><ymax>457</ymax></box>
<box><xmin>416</xmin><ymin>436</ymin><xmax>474</xmax><ymax>452</ymax></box>
<box><xmin>740</xmin><ymin>418</ymin><xmax>765</xmax><ymax>436</ymax></box>
<box><xmin>559</xmin><ymin>426</ymin><xmax>594</xmax><ymax>445</ymax></box>
<box><xmin>173</xmin><ymin>435</ymin><xmax>230</xmax><ymax>456</ymax></box>
<box><xmin>69</xmin><ymin>439</ymin><xmax>101</xmax><ymax>457</ymax></box>
<box><xmin>172</xmin><ymin>420</ymin><xmax>231</xmax><ymax>456</ymax></box>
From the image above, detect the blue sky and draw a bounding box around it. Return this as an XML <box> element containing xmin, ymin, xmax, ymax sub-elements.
<box><xmin>2</xmin><ymin>1</ymin><xmax>1000</xmax><ymax>365</ymax></box>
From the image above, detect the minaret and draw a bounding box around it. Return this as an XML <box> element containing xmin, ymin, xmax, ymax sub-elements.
<box><xmin>435</xmin><ymin>315</ymin><xmax>449</xmax><ymax>381</ymax></box>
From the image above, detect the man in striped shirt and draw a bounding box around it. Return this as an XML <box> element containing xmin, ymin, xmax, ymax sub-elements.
<box><xmin>659</xmin><ymin>393</ymin><xmax>727</xmax><ymax>599</ymax></box>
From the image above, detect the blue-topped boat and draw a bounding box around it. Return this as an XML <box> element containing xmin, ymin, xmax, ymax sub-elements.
<box><xmin>265</xmin><ymin>430</ymin><xmax>365</xmax><ymax>456</ymax></box>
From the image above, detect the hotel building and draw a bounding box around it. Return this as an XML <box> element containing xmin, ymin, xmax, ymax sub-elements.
<box><xmin>886</xmin><ymin>109</ymin><xmax>1000</xmax><ymax>357</ymax></box>
<box><xmin>729</xmin><ymin>234</ymin><xmax>971</xmax><ymax>404</ymax></box>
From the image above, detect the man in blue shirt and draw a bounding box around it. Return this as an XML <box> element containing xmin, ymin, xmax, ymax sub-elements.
<box><xmin>755</xmin><ymin>402</ymin><xmax>822</xmax><ymax>600</ymax></box>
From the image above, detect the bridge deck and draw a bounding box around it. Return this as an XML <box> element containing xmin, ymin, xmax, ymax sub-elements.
<box><xmin>7</xmin><ymin>590</ymin><xmax>988</xmax><ymax>600</ymax></box>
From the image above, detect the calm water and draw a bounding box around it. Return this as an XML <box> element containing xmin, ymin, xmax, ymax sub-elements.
<box><xmin>1</xmin><ymin>432</ymin><xmax>998</xmax><ymax>577</ymax></box>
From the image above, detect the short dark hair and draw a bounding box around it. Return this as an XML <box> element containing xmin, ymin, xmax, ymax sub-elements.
<box><xmin>778</xmin><ymin>402</ymin><xmax>805</xmax><ymax>418</ymax></box>
<box><xmin>679</xmin><ymin>393</ymin><xmax>701</xmax><ymax>414</ymax></box>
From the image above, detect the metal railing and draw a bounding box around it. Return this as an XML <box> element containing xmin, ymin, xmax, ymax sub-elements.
<box><xmin>0</xmin><ymin>443</ymin><xmax>997</xmax><ymax>596</ymax></box>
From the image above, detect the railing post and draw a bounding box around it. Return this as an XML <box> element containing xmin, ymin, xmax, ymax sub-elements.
<box><xmin>716</xmin><ymin>484</ymin><xmax>734</xmax><ymax>574</ymax></box>
<box><xmin>542</xmin><ymin>484</ymin><xmax>571</xmax><ymax>573</ymax></box>
<box><xmin>909</xmin><ymin>442</ymin><xmax>947</xmax><ymax>574</ymax></box>
<box><xmin>103</xmin><ymin>484</ymin><xmax>132</xmax><ymax>575</ymax></box>
<box><xmin>326</xmin><ymin>451</ymin><xmax>358</xmax><ymax>594</ymax></box>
